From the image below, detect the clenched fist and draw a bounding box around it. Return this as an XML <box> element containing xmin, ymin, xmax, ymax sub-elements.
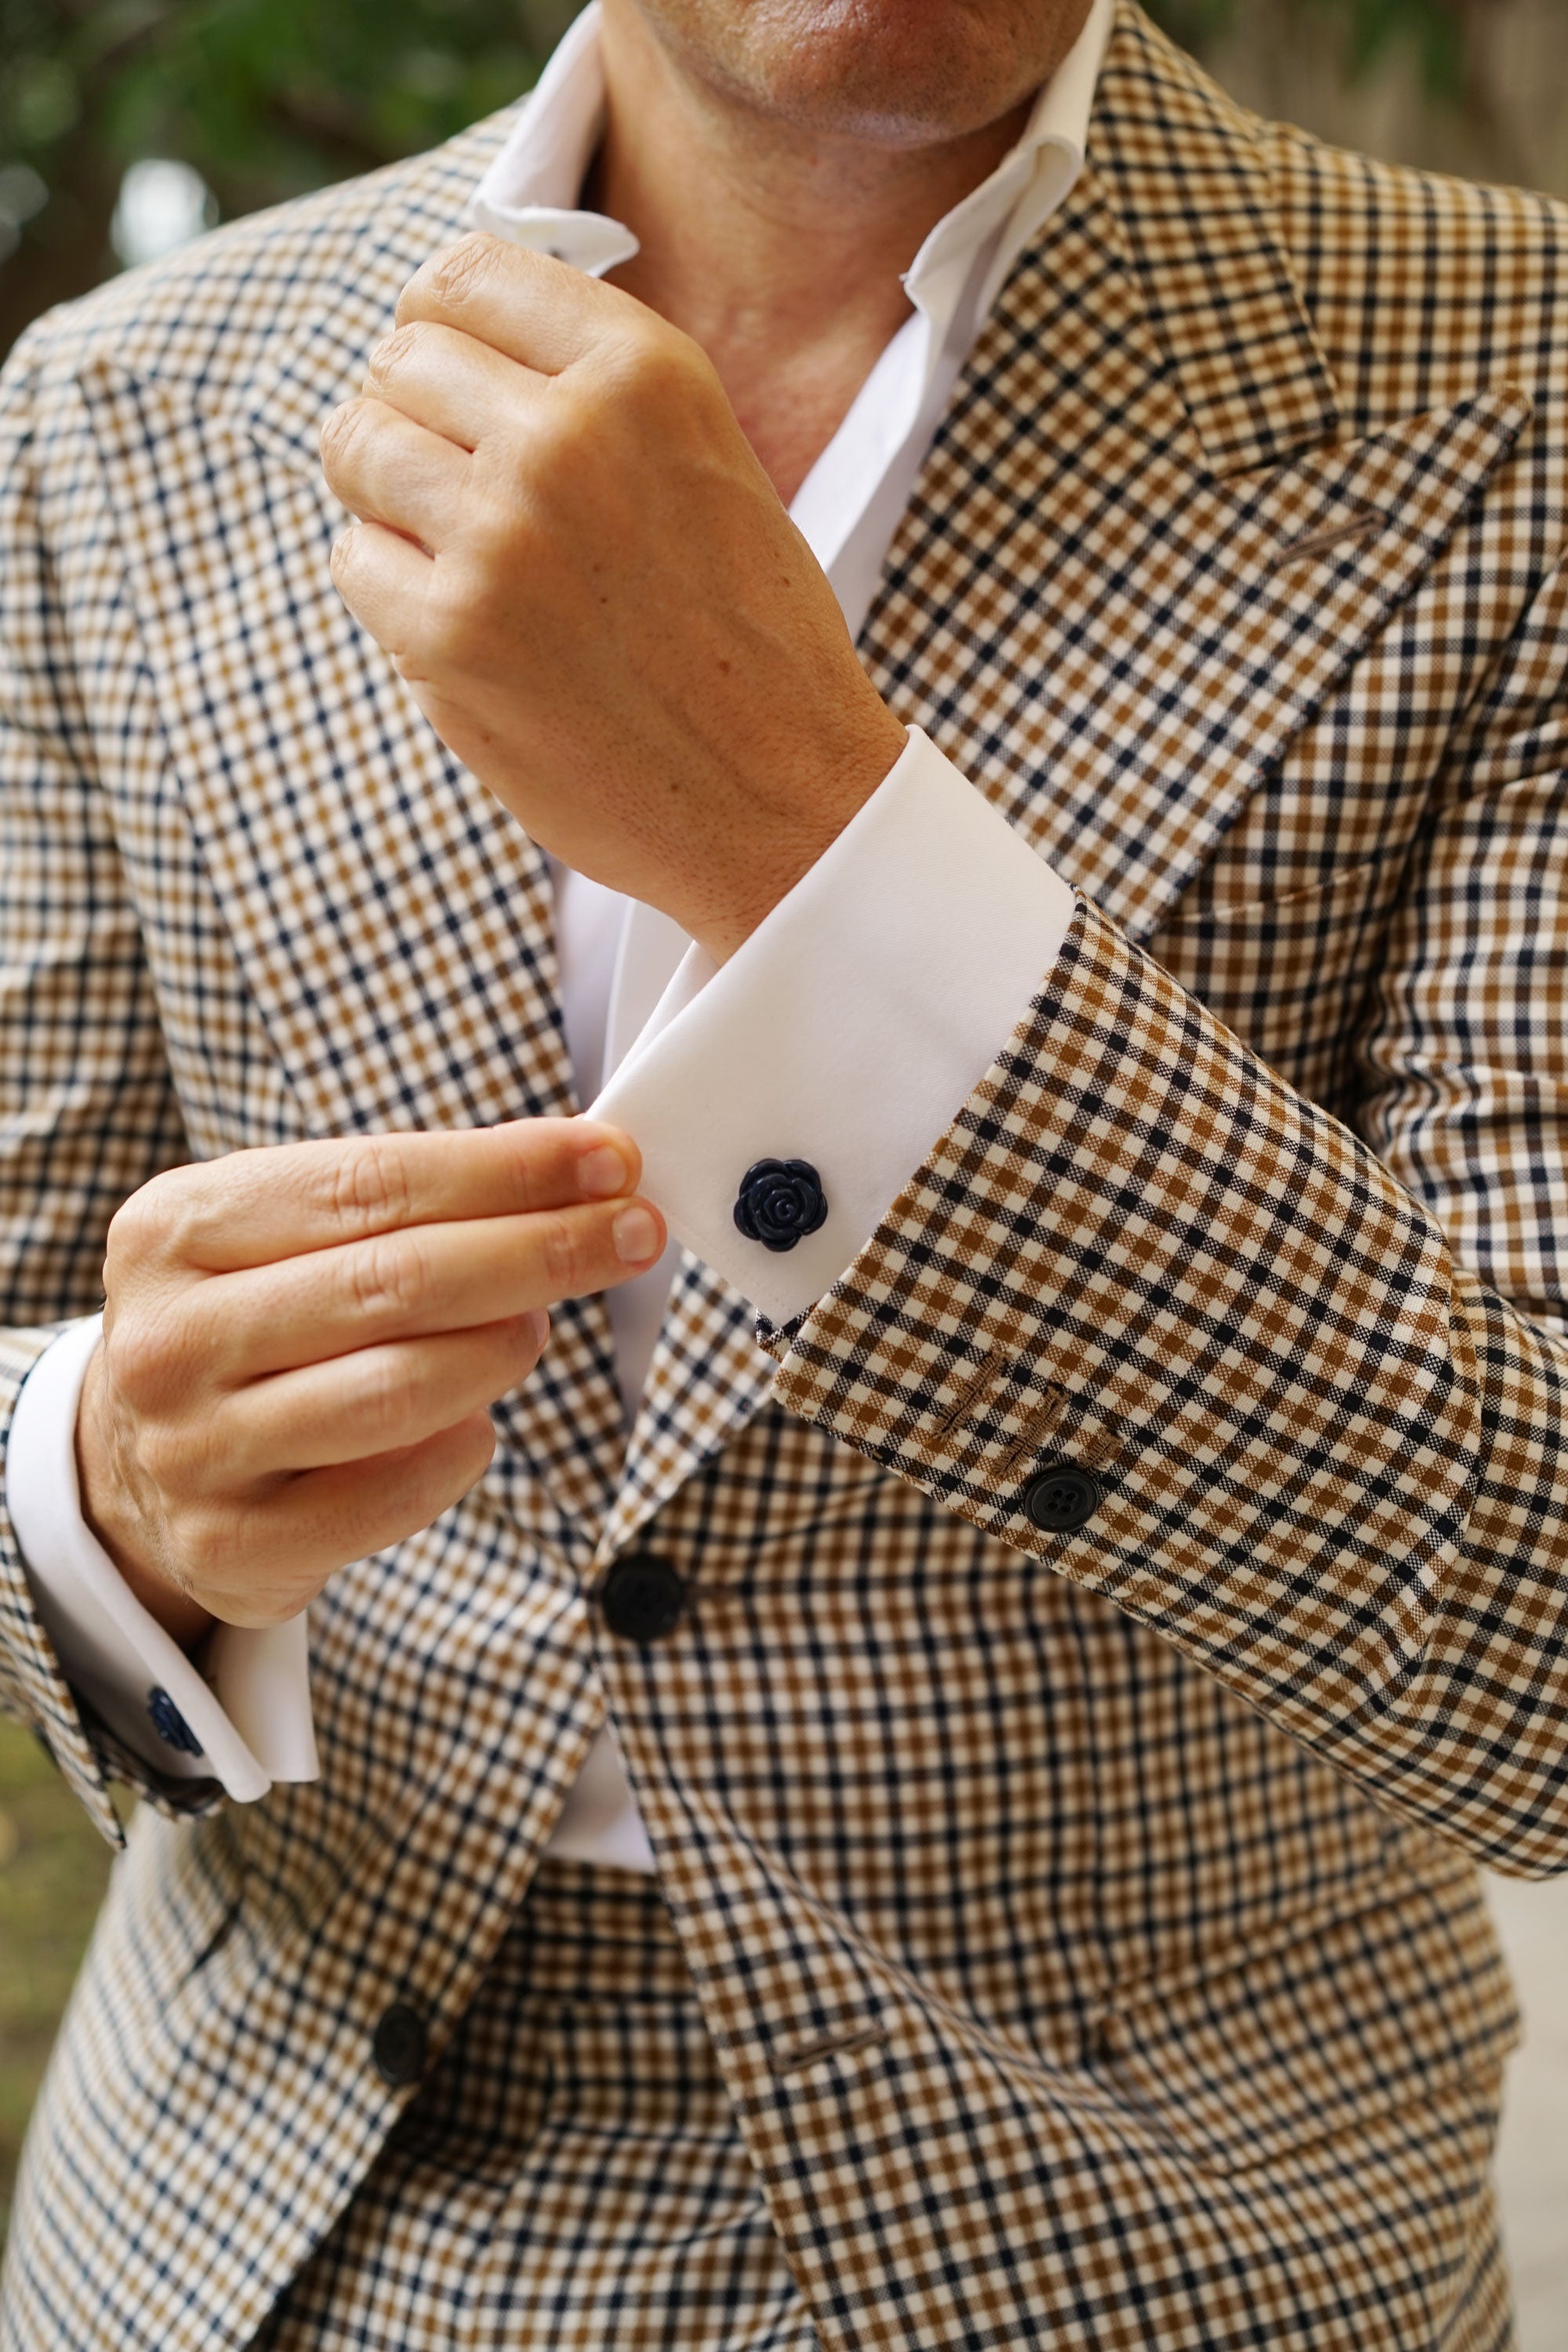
<box><xmin>320</xmin><ymin>232</ymin><xmax>908</xmax><ymax>962</ymax></box>
<box><xmin>76</xmin><ymin>1121</ymin><xmax>664</xmax><ymax>1645</ymax></box>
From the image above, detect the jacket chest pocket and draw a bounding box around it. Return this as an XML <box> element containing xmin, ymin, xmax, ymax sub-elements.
<box><xmin>1149</xmin><ymin>846</ymin><xmax>1407</xmax><ymax>1108</ymax></box>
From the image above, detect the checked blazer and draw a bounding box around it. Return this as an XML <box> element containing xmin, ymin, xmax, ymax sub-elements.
<box><xmin>3</xmin><ymin>6</ymin><xmax>1567</xmax><ymax>2347</ymax></box>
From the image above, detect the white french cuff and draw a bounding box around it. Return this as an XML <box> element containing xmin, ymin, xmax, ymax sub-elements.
<box><xmin>591</xmin><ymin>726</ymin><xmax>1076</xmax><ymax>1324</ymax></box>
<box><xmin>8</xmin><ymin>1315</ymin><xmax>318</xmax><ymax>1802</ymax></box>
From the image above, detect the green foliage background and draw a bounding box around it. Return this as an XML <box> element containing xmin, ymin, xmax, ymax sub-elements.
<box><xmin>0</xmin><ymin>0</ymin><xmax>1537</xmax><ymax>358</ymax></box>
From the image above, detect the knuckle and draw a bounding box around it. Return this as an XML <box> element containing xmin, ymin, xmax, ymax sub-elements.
<box><xmin>366</xmin><ymin>321</ymin><xmax>420</xmax><ymax>387</ymax></box>
<box><xmin>417</xmin><ymin>561</ymin><xmax>489</xmax><ymax>672</ymax></box>
<box><xmin>430</xmin><ymin>231</ymin><xmax>499</xmax><ymax>314</ymax></box>
<box><xmin>329</xmin><ymin>526</ymin><xmax>362</xmax><ymax>583</ymax></box>
<box><xmin>331</xmin><ymin>1136</ymin><xmax>413</xmax><ymax>1236</ymax></box>
<box><xmin>163</xmin><ymin>1501</ymin><xmax>229</xmax><ymax>1584</ymax></box>
<box><xmin>430</xmin><ymin>1414</ymin><xmax>496</xmax><ymax>1509</ymax></box>
<box><xmin>351</xmin><ymin>1231</ymin><xmax>429</xmax><ymax>1323</ymax></box>
<box><xmin>617</xmin><ymin>323</ymin><xmax>702</xmax><ymax>406</ymax></box>
<box><xmin>106</xmin><ymin>1166</ymin><xmax>187</xmax><ymax>1273</ymax></box>
<box><xmin>153</xmin><ymin>1163</ymin><xmax>231</xmax><ymax>1270</ymax></box>
<box><xmin>528</xmin><ymin>390</ymin><xmax>595</xmax><ymax>464</ymax></box>
<box><xmin>136</xmin><ymin>1420</ymin><xmax>192</xmax><ymax>1497</ymax></box>
<box><xmin>538</xmin><ymin>1210</ymin><xmax>585</xmax><ymax>1295</ymax></box>
<box><xmin>318</xmin><ymin>397</ymin><xmax>367</xmax><ymax>473</ymax></box>
<box><xmin>463</xmin><ymin>494</ymin><xmax>524</xmax><ymax>574</ymax></box>
<box><xmin>499</xmin><ymin>1312</ymin><xmax>541</xmax><ymax>1366</ymax></box>
<box><xmin>103</xmin><ymin>1190</ymin><xmax>151</xmax><ymax>1275</ymax></box>
<box><xmin>103</xmin><ymin>1312</ymin><xmax>174</xmax><ymax>1415</ymax></box>
<box><xmin>356</xmin><ymin>1352</ymin><xmax>414</xmax><ymax>1445</ymax></box>
<box><xmin>455</xmin><ymin>1413</ymin><xmax>497</xmax><ymax>1484</ymax></box>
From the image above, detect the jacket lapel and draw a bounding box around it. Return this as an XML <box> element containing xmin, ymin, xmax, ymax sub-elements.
<box><xmin>859</xmin><ymin>2</ymin><xmax>1530</xmax><ymax>946</ymax></box>
<box><xmin>597</xmin><ymin>1252</ymin><xmax>779</xmax><ymax>1568</ymax></box>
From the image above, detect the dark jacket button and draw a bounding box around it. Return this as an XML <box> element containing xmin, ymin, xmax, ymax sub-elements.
<box><xmin>598</xmin><ymin>1552</ymin><xmax>687</xmax><ymax>1646</ymax></box>
<box><xmin>372</xmin><ymin>2002</ymin><xmax>428</xmax><ymax>2087</ymax></box>
<box><xmin>146</xmin><ymin>1686</ymin><xmax>203</xmax><ymax>1756</ymax></box>
<box><xmin>1021</xmin><ymin>1464</ymin><xmax>1102</xmax><ymax>1534</ymax></box>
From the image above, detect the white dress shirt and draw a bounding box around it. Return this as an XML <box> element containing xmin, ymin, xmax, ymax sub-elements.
<box><xmin>8</xmin><ymin>0</ymin><xmax>1109</xmax><ymax>1866</ymax></box>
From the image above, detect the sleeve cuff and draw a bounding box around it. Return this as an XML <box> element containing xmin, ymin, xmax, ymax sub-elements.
<box><xmin>7</xmin><ymin>1315</ymin><xmax>318</xmax><ymax>1802</ymax></box>
<box><xmin>590</xmin><ymin>726</ymin><xmax>1076</xmax><ymax>1323</ymax></box>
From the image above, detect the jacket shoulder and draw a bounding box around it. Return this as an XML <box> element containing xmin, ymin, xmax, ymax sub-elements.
<box><xmin>8</xmin><ymin>107</ymin><xmax>518</xmax><ymax>415</ymax></box>
<box><xmin>1263</xmin><ymin>117</ymin><xmax>1568</xmax><ymax>438</ymax></box>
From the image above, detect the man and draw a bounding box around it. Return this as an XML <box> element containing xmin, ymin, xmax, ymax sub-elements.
<box><xmin>1</xmin><ymin>0</ymin><xmax>1564</xmax><ymax>2340</ymax></box>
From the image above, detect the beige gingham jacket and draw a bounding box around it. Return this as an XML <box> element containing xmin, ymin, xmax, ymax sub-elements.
<box><xmin>2</xmin><ymin>8</ymin><xmax>1565</xmax><ymax>2347</ymax></box>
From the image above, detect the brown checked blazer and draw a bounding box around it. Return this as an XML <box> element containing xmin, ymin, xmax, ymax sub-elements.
<box><xmin>2</xmin><ymin>7</ymin><xmax>1566</xmax><ymax>2347</ymax></box>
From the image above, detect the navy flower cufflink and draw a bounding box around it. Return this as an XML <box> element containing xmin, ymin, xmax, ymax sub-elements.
<box><xmin>733</xmin><ymin>1158</ymin><xmax>828</xmax><ymax>1253</ymax></box>
<box><xmin>147</xmin><ymin>1686</ymin><xmax>203</xmax><ymax>1757</ymax></box>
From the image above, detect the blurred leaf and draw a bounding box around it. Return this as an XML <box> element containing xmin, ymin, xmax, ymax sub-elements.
<box><xmin>0</xmin><ymin>0</ymin><xmax>576</xmax><ymax>354</ymax></box>
<box><xmin>1145</xmin><ymin>0</ymin><xmax>1472</xmax><ymax>91</ymax></box>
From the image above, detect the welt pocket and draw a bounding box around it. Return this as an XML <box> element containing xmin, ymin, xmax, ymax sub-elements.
<box><xmin>1160</xmin><ymin>846</ymin><xmax>1395</xmax><ymax>927</ymax></box>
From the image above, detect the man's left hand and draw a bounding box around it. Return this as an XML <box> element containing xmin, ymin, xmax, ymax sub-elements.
<box><xmin>321</xmin><ymin>232</ymin><xmax>908</xmax><ymax>961</ymax></box>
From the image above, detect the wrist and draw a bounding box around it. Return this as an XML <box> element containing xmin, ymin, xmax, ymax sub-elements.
<box><xmin>75</xmin><ymin>1345</ymin><xmax>216</xmax><ymax>1654</ymax></box>
<box><xmin>691</xmin><ymin>701</ymin><xmax>909</xmax><ymax>962</ymax></box>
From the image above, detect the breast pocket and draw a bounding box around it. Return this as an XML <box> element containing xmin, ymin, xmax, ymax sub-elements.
<box><xmin>1149</xmin><ymin>848</ymin><xmax>1405</xmax><ymax>1104</ymax></box>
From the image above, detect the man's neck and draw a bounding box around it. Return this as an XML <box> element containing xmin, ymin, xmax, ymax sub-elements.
<box><xmin>586</xmin><ymin>2</ymin><xmax>1037</xmax><ymax>501</ymax></box>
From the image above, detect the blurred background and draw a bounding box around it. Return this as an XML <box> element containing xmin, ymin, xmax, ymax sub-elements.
<box><xmin>2</xmin><ymin>0</ymin><xmax>1566</xmax><ymax>2339</ymax></box>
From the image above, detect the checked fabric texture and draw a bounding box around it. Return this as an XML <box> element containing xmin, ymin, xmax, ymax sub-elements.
<box><xmin>2</xmin><ymin>5</ymin><xmax>1565</xmax><ymax>2347</ymax></box>
<box><xmin>248</xmin><ymin>1860</ymin><xmax>817</xmax><ymax>2350</ymax></box>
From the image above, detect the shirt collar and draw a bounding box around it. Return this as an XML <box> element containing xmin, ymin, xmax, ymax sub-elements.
<box><xmin>470</xmin><ymin>3</ymin><xmax>637</xmax><ymax>277</ymax></box>
<box><xmin>471</xmin><ymin>0</ymin><xmax>1112</xmax><ymax>319</ymax></box>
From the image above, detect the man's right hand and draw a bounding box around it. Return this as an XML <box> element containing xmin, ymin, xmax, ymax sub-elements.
<box><xmin>74</xmin><ymin>1121</ymin><xmax>665</xmax><ymax>1646</ymax></box>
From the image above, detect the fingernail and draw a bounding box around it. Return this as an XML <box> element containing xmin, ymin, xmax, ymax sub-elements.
<box><xmin>578</xmin><ymin>1143</ymin><xmax>630</xmax><ymax>1198</ymax></box>
<box><xmin>528</xmin><ymin>1309</ymin><xmax>550</xmax><ymax>1349</ymax></box>
<box><xmin>613</xmin><ymin>1204</ymin><xmax>660</xmax><ymax>1264</ymax></box>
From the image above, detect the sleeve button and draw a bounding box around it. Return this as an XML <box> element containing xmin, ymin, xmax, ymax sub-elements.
<box><xmin>372</xmin><ymin>2002</ymin><xmax>428</xmax><ymax>2087</ymax></box>
<box><xmin>1020</xmin><ymin>1464</ymin><xmax>1102</xmax><ymax>1534</ymax></box>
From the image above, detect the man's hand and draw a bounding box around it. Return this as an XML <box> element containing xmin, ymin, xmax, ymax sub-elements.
<box><xmin>76</xmin><ymin>1122</ymin><xmax>665</xmax><ymax>1644</ymax></box>
<box><xmin>319</xmin><ymin>233</ymin><xmax>909</xmax><ymax>962</ymax></box>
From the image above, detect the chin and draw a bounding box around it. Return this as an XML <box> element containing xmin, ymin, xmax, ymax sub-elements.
<box><xmin>651</xmin><ymin>0</ymin><xmax>1080</xmax><ymax>145</ymax></box>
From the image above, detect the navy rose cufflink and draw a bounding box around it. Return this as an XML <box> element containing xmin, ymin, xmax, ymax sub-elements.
<box><xmin>733</xmin><ymin>1158</ymin><xmax>828</xmax><ymax>1253</ymax></box>
<box><xmin>147</xmin><ymin>1686</ymin><xmax>203</xmax><ymax>1756</ymax></box>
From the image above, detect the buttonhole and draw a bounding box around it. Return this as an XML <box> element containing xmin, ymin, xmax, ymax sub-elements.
<box><xmin>1271</xmin><ymin>505</ymin><xmax>1385</xmax><ymax>568</ymax></box>
<box><xmin>777</xmin><ymin>2023</ymin><xmax>887</xmax><ymax>2076</ymax></box>
<box><xmin>930</xmin><ymin>1345</ymin><xmax>1009</xmax><ymax>1439</ymax></box>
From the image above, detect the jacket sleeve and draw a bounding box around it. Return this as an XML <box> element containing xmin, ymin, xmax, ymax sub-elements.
<box><xmin>0</xmin><ymin>321</ymin><xmax>214</xmax><ymax>1846</ymax></box>
<box><xmin>767</xmin><ymin>557</ymin><xmax>1568</xmax><ymax>1882</ymax></box>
